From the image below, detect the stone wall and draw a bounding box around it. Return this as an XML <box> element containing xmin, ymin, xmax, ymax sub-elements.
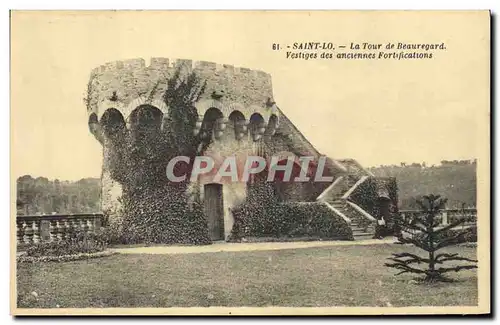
<box><xmin>87</xmin><ymin>58</ymin><xmax>350</xmax><ymax>241</ymax></box>
<box><xmin>198</xmin><ymin>123</ymin><xmax>263</xmax><ymax>240</ymax></box>
<box><xmin>88</xmin><ymin>58</ymin><xmax>277</xmax><ymax>226</ymax></box>
<box><xmin>100</xmin><ymin>137</ymin><xmax>123</xmax><ymax>223</ymax></box>
<box><xmin>87</xmin><ymin>58</ymin><xmax>274</xmax><ymax>121</ymax></box>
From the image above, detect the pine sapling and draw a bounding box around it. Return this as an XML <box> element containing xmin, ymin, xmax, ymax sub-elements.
<box><xmin>386</xmin><ymin>194</ymin><xmax>477</xmax><ymax>282</ymax></box>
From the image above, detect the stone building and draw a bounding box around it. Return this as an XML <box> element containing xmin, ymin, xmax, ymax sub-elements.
<box><xmin>86</xmin><ymin>58</ymin><xmax>397</xmax><ymax>241</ymax></box>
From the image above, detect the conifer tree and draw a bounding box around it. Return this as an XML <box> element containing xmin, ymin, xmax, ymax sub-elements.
<box><xmin>386</xmin><ymin>194</ymin><xmax>477</xmax><ymax>282</ymax></box>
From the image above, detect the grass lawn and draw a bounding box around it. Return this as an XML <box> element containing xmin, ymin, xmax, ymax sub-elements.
<box><xmin>16</xmin><ymin>244</ymin><xmax>477</xmax><ymax>308</ymax></box>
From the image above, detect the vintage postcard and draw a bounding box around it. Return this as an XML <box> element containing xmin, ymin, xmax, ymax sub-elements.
<box><xmin>10</xmin><ymin>10</ymin><xmax>490</xmax><ymax>315</ymax></box>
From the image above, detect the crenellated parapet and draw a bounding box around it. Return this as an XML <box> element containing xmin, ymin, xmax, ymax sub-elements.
<box><xmin>87</xmin><ymin>58</ymin><xmax>282</xmax><ymax>225</ymax></box>
<box><xmin>87</xmin><ymin>57</ymin><xmax>278</xmax><ymax>143</ymax></box>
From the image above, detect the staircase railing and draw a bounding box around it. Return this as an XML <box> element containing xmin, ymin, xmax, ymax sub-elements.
<box><xmin>346</xmin><ymin>201</ymin><xmax>377</xmax><ymax>222</ymax></box>
<box><xmin>341</xmin><ymin>175</ymin><xmax>369</xmax><ymax>199</ymax></box>
<box><xmin>322</xmin><ymin>201</ymin><xmax>351</xmax><ymax>225</ymax></box>
<box><xmin>316</xmin><ymin>176</ymin><xmax>344</xmax><ymax>202</ymax></box>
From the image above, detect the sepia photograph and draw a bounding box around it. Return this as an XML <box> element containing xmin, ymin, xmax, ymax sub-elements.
<box><xmin>10</xmin><ymin>10</ymin><xmax>490</xmax><ymax>315</ymax></box>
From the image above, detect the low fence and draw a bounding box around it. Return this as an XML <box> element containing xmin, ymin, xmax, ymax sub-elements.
<box><xmin>16</xmin><ymin>213</ymin><xmax>104</xmax><ymax>245</ymax></box>
<box><xmin>398</xmin><ymin>208</ymin><xmax>477</xmax><ymax>233</ymax></box>
<box><xmin>16</xmin><ymin>208</ymin><xmax>476</xmax><ymax>244</ymax></box>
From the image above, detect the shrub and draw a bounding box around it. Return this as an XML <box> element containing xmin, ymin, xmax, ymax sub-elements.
<box><xmin>98</xmin><ymin>218</ymin><xmax>133</xmax><ymax>245</ymax></box>
<box><xmin>349</xmin><ymin>177</ymin><xmax>399</xmax><ymax>236</ymax></box>
<box><xmin>115</xmin><ymin>185</ymin><xmax>211</xmax><ymax>245</ymax></box>
<box><xmin>24</xmin><ymin>231</ymin><xmax>107</xmax><ymax>258</ymax></box>
<box><xmin>17</xmin><ymin>251</ymin><xmax>117</xmax><ymax>263</ymax></box>
<box><xmin>463</xmin><ymin>226</ymin><xmax>477</xmax><ymax>242</ymax></box>
<box><xmin>415</xmin><ymin>225</ymin><xmax>477</xmax><ymax>244</ymax></box>
<box><xmin>231</xmin><ymin>201</ymin><xmax>353</xmax><ymax>241</ymax></box>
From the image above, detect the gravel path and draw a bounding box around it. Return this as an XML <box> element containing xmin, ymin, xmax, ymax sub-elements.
<box><xmin>110</xmin><ymin>238</ymin><xmax>396</xmax><ymax>255</ymax></box>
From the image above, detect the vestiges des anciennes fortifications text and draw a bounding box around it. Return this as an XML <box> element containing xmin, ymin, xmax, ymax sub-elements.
<box><xmin>274</xmin><ymin>41</ymin><xmax>447</xmax><ymax>61</ymax></box>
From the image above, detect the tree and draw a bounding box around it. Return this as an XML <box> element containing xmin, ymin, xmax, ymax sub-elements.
<box><xmin>16</xmin><ymin>176</ymin><xmax>101</xmax><ymax>214</ymax></box>
<box><xmin>386</xmin><ymin>194</ymin><xmax>477</xmax><ymax>282</ymax></box>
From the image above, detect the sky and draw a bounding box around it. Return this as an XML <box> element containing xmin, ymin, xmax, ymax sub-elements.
<box><xmin>10</xmin><ymin>11</ymin><xmax>489</xmax><ymax>181</ymax></box>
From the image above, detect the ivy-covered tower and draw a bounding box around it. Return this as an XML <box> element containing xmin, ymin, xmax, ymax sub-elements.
<box><xmin>85</xmin><ymin>57</ymin><xmax>397</xmax><ymax>243</ymax></box>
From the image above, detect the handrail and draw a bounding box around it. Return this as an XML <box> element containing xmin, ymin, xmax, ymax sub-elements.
<box><xmin>342</xmin><ymin>175</ymin><xmax>369</xmax><ymax>199</ymax></box>
<box><xmin>316</xmin><ymin>176</ymin><xmax>344</xmax><ymax>201</ymax></box>
<box><xmin>16</xmin><ymin>213</ymin><xmax>104</xmax><ymax>245</ymax></box>
<box><xmin>346</xmin><ymin>201</ymin><xmax>377</xmax><ymax>222</ymax></box>
<box><xmin>399</xmin><ymin>208</ymin><xmax>476</xmax><ymax>213</ymax></box>
<box><xmin>17</xmin><ymin>213</ymin><xmax>104</xmax><ymax>218</ymax></box>
<box><xmin>323</xmin><ymin>201</ymin><xmax>351</xmax><ymax>225</ymax></box>
<box><xmin>17</xmin><ymin>213</ymin><xmax>104</xmax><ymax>221</ymax></box>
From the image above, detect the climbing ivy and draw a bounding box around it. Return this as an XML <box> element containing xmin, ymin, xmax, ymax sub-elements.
<box><xmin>103</xmin><ymin>67</ymin><xmax>210</xmax><ymax>245</ymax></box>
<box><xmin>349</xmin><ymin>177</ymin><xmax>398</xmax><ymax>236</ymax></box>
<box><xmin>230</xmin><ymin>182</ymin><xmax>353</xmax><ymax>241</ymax></box>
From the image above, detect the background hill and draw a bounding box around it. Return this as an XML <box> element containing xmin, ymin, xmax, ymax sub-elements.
<box><xmin>369</xmin><ymin>160</ymin><xmax>476</xmax><ymax>209</ymax></box>
<box><xmin>16</xmin><ymin>160</ymin><xmax>477</xmax><ymax>214</ymax></box>
<box><xmin>16</xmin><ymin>175</ymin><xmax>101</xmax><ymax>215</ymax></box>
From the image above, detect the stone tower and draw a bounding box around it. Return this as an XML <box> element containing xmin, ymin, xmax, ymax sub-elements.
<box><xmin>86</xmin><ymin>57</ymin><xmax>394</xmax><ymax>242</ymax></box>
<box><xmin>86</xmin><ymin>58</ymin><xmax>288</xmax><ymax>239</ymax></box>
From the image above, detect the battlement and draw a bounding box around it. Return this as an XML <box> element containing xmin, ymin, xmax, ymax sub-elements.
<box><xmin>87</xmin><ymin>57</ymin><xmax>274</xmax><ymax>121</ymax></box>
<box><xmin>91</xmin><ymin>57</ymin><xmax>271</xmax><ymax>80</ymax></box>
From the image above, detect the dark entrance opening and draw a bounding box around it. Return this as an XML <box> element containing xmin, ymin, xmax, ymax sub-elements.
<box><xmin>204</xmin><ymin>183</ymin><xmax>224</xmax><ymax>241</ymax></box>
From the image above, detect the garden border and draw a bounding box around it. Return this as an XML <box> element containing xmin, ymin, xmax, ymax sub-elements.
<box><xmin>17</xmin><ymin>250</ymin><xmax>118</xmax><ymax>263</ymax></box>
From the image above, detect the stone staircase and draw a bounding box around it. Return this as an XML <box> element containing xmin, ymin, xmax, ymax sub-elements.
<box><xmin>317</xmin><ymin>159</ymin><xmax>377</xmax><ymax>240</ymax></box>
<box><xmin>329</xmin><ymin>199</ymin><xmax>375</xmax><ymax>240</ymax></box>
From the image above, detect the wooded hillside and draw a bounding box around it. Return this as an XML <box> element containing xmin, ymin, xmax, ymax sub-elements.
<box><xmin>16</xmin><ymin>175</ymin><xmax>101</xmax><ymax>215</ymax></box>
<box><xmin>16</xmin><ymin>160</ymin><xmax>476</xmax><ymax>214</ymax></box>
<box><xmin>369</xmin><ymin>162</ymin><xmax>476</xmax><ymax>209</ymax></box>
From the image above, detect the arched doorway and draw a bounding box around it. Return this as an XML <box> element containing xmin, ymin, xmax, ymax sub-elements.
<box><xmin>204</xmin><ymin>183</ymin><xmax>224</xmax><ymax>241</ymax></box>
